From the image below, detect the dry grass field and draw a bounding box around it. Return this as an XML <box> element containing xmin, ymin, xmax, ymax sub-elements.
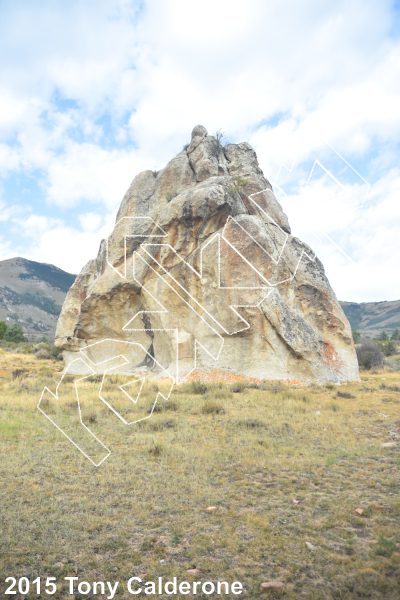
<box><xmin>1</xmin><ymin>348</ymin><xmax>400</xmax><ymax>599</ymax></box>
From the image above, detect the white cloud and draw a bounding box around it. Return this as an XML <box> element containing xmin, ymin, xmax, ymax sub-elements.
<box><xmin>11</xmin><ymin>212</ymin><xmax>117</xmax><ymax>273</ymax></box>
<box><xmin>0</xmin><ymin>1</ymin><xmax>140</xmax><ymax>105</ymax></box>
<box><xmin>275</xmin><ymin>161</ymin><xmax>400</xmax><ymax>302</ymax></box>
<box><xmin>0</xmin><ymin>0</ymin><xmax>399</xmax><ymax>301</ymax></box>
<box><xmin>45</xmin><ymin>143</ymin><xmax>146</xmax><ymax>209</ymax></box>
<box><xmin>79</xmin><ymin>212</ymin><xmax>102</xmax><ymax>232</ymax></box>
<box><xmin>0</xmin><ymin>234</ymin><xmax>12</xmax><ymax>257</ymax></box>
<box><xmin>0</xmin><ymin>89</ymin><xmax>31</xmax><ymax>134</ymax></box>
<box><xmin>0</xmin><ymin>184</ymin><xmax>28</xmax><ymax>222</ymax></box>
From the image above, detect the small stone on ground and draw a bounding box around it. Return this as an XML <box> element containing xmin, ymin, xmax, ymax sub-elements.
<box><xmin>261</xmin><ymin>581</ymin><xmax>285</xmax><ymax>591</ymax></box>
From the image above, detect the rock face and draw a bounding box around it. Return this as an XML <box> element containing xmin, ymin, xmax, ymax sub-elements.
<box><xmin>55</xmin><ymin>125</ymin><xmax>360</xmax><ymax>383</ymax></box>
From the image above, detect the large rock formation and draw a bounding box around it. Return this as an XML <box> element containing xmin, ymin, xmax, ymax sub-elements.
<box><xmin>55</xmin><ymin>125</ymin><xmax>360</xmax><ymax>383</ymax></box>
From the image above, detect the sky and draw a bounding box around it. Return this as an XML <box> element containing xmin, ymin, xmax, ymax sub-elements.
<box><xmin>0</xmin><ymin>0</ymin><xmax>399</xmax><ymax>302</ymax></box>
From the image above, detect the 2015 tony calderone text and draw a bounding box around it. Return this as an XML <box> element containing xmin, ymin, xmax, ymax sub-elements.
<box><xmin>4</xmin><ymin>576</ymin><xmax>243</xmax><ymax>597</ymax></box>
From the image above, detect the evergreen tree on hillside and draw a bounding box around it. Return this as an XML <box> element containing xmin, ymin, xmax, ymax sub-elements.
<box><xmin>391</xmin><ymin>328</ymin><xmax>399</xmax><ymax>341</ymax></box>
<box><xmin>377</xmin><ymin>331</ymin><xmax>389</xmax><ymax>341</ymax></box>
<box><xmin>4</xmin><ymin>323</ymin><xmax>26</xmax><ymax>343</ymax></box>
<box><xmin>0</xmin><ymin>321</ymin><xmax>7</xmax><ymax>340</ymax></box>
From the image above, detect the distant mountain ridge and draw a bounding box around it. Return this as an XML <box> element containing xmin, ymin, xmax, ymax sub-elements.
<box><xmin>17</xmin><ymin>259</ymin><xmax>76</xmax><ymax>292</ymax></box>
<box><xmin>339</xmin><ymin>300</ymin><xmax>400</xmax><ymax>338</ymax></box>
<box><xmin>0</xmin><ymin>257</ymin><xmax>76</xmax><ymax>342</ymax></box>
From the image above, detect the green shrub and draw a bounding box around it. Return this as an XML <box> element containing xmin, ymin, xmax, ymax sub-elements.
<box><xmin>356</xmin><ymin>341</ymin><xmax>383</xmax><ymax>370</ymax></box>
<box><xmin>236</xmin><ymin>418</ymin><xmax>267</xmax><ymax>429</ymax></box>
<box><xmin>228</xmin><ymin>175</ymin><xmax>248</xmax><ymax>196</ymax></box>
<box><xmin>150</xmin><ymin>399</ymin><xmax>179</xmax><ymax>413</ymax></box>
<box><xmin>336</xmin><ymin>391</ymin><xmax>355</xmax><ymax>399</ymax></box>
<box><xmin>87</xmin><ymin>374</ymin><xmax>103</xmax><ymax>383</ymax></box>
<box><xmin>201</xmin><ymin>400</ymin><xmax>224</xmax><ymax>414</ymax></box>
<box><xmin>375</xmin><ymin>535</ymin><xmax>396</xmax><ymax>557</ymax></box>
<box><xmin>35</xmin><ymin>348</ymin><xmax>50</xmax><ymax>360</ymax></box>
<box><xmin>214</xmin><ymin>129</ymin><xmax>226</xmax><ymax>144</ymax></box>
<box><xmin>148</xmin><ymin>445</ymin><xmax>163</xmax><ymax>457</ymax></box>
<box><xmin>50</xmin><ymin>346</ymin><xmax>62</xmax><ymax>359</ymax></box>
<box><xmin>209</xmin><ymin>387</ymin><xmax>232</xmax><ymax>400</ymax></box>
<box><xmin>12</xmin><ymin>368</ymin><xmax>27</xmax><ymax>379</ymax></box>
<box><xmin>148</xmin><ymin>418</ymin><xmax>176</xmax><ymax>431</ymax></box>
<box><xmin>141</xmin><ymin>537</ymin><xmax>157</xmax><ymax>551</ymax></box>
<box><xmin>260</xmin><ymin>381</ymin><xmax>287</xmax><ymax>393</ymax></box>
<box><xmin>189</xmin><ymin>380</ymin><xmax>208</xmax><ymax>395</ymax></box>
<box><xmin>165</xmin><ymin>187</ymin><xmax>178</xmax><ymax>203</ymax></box>
<box><xmin>379</xmin><ymin>340</ymin><xmax>397</xmax><ymax>356</ymax></box>
<box><xmin>230</xmin><ymin>381</ymin><xmax>246</xmax><ymax>393</ymax></box>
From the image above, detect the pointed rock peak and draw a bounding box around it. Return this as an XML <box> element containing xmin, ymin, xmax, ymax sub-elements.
<box><xmin>191</xmin><ymin>124</ymin><xmax>208</xmax><ymax>139</ymax></box>
<box><xmin>55</xmin><ymin>122</ymin><xmax>359</xmax><ymax>387</ymax></box>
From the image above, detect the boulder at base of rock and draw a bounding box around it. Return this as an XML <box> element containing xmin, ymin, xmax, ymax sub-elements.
<box><xmin>55</xmin><ymin>125</ymin><xmax>360</xmax><ymax>384</ymax></box>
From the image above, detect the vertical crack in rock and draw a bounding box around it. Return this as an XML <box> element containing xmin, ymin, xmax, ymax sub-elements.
<box><xmin>142</xmin><ymin>311</ymin><xmax>154</xmax><ymax>340</ymax></box>
<box><xmin>135</xmin><ymin>341</ymin><xmax>155</xmax><ymax>370</ymax></box>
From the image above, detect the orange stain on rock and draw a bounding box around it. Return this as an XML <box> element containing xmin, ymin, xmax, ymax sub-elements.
<box><xmin>273</xmin><ymin>307</ymin><xmax>282</xmax><ymax>326</ymax></box>
<box><xmin>322</xmin><ymin>336</ymin><xmax>344</xmax><ymax>371</ymax></box>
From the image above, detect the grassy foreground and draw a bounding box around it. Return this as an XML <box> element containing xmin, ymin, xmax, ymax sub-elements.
<box><xmin>0</xmin><ymin>349</ymin><xmax>400</xmax><ymax>599</ymax></box>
